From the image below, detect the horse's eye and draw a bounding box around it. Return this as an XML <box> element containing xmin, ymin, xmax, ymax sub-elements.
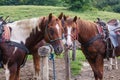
<box><xmin>49</xmin><ymin>28</ymin><xmax>54</xmax><ymax>35</ymax></box>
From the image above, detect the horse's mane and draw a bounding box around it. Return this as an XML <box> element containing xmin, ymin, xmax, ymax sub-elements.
<box><xmin>6</xmin><ymin>17</ymin><xmax>45</xmax><ymax>32</ymax></box>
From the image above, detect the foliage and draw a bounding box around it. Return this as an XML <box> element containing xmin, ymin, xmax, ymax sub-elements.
<box><xmin>0</xmin><ymin>0</ymin><xmax>120</xmax><ymax>12</ymax></box>
<box><xmin>95</xmin><ymin>0</ymin><xmax>120</xmax><ymax>13</ymax></box>
<box><xmin>0</xmin><ymin>0</ymin><xmax>64</xmax><ymax>6</ymax></box>
<box><xmin>69</xmin><ymin>0</ymin><xmax>94</xmax><ymax>11</ymax></box>
<box><xmin>113</xmin><ymin>4</ymin><xmax>120</xmax><ymax>13</ymax></box>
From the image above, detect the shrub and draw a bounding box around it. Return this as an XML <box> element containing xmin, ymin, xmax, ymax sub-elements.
<box><xmin>113</xmin><ymin>4</ymin><xmax>120</xmax><ymax>13</ymax></box>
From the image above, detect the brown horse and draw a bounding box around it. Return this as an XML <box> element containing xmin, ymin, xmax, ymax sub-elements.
<box><xmin>63</xmin><ymin>16</ymin><xmax>106</xmax><ymax>80</ymax></box>
<box><xmin>1</xmin><ymin>13</ymin><xmax>64</xmax><ymax>80</ymax></box>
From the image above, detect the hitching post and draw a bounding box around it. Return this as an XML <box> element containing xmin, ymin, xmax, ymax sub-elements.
<box><xmin>38</xmin><ymin>45</ymin><xmax>53</xmax><ymax>80</ymax></box>
<box><xmin>72</xmin><ymin>40</ymin><xmax>76</xmax><ymax>61</ymax></box>
<box><xmin>64</xmin><ymin>47</ymin><xmax>71</xmax><ymax>80</ymax></box>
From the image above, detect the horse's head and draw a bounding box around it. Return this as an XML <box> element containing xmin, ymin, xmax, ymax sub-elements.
<box><xmin>63</xmin><ymin>15</ymin><xmax>78</xmax><ymax>49</ymax></box>
<box><xmin>43</xmin><ymin>13</ymin><xmax>64</xmax><ymax>54</ymax></box>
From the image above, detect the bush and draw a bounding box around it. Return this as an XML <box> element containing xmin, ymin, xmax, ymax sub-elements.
<box><xmin>69</xmin><ymin>1</ymin><xmax>82</xmax><ymax>10</ymax></box>
<box><xmin>113</xmin><ymin>4</ymin><xmax>120</xmax><ymax>13</ymax></box>
<box><xmin>102</xmin><ymin>6</ymin><xmax>113</xmax><ymax>11</ymax></box>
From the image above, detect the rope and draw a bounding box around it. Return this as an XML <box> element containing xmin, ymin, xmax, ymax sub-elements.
<box><xmin>49</xmin><ymin>53</ymin><xmax>56</xmax><ymax>80</ymax></box>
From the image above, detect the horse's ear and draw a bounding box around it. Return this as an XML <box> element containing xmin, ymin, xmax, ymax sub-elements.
<box><xmin>63</xmin><ymin>15</ymin><xmax>67</xmax><ymax>21</ymax></box>
<box><xmin>40</xmin><ymin>17</ymin><xmax>46</xmax><ymax>26</ymax></box>
<box><xmin>97</xmin><ymin>18</ymin><xmax>101</xmax><ymax>21</ymax></box>
<box><xmin>58</xmin><ymin>12</ymin><xmax>63</xmax><ymax>20</ymax></box>
<box><xmin>48</xmin><ymin>13</ymin><xmax>52</xmax><ymax>22</ymax></box>
<box><xmin>73</xmin><ymin>16</ymin><xmax>77</xmax><ymax>22</ymax></box>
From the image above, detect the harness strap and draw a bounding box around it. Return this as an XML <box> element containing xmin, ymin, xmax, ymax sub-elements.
<box><xmin>7</xmin><ymin>41</ymin><xmax>29</xmax><ymax>54</ymax></box>
<box><xmin>7</xmin><ymin>41</ymin><xmax>29</xmax><ymax>68</ymax></box>
<box><xmin>81</xmin><ymin>34</ymin><xmax>101</xmax><ymax>47</ymax></box>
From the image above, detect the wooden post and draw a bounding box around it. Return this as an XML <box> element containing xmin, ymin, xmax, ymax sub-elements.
<box><xmin>38</xmin><ymin>45</ymin><xmax>53</xmax><ymax>80</ymax></box>
<box><xmin>64</xmin><ymin>47</ymin><xmax>71</xmax><ymax>80</ymax></box>
<box><xmin>72</xmin><ymin>40</ymin><xmax>76</xmax><ymax>61</ymax></box>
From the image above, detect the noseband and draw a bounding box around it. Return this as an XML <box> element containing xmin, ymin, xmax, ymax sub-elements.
<box><xmin>45</xmin><ymin>21</ymin><xmax>63</xmax><ymax>43</ymax></box>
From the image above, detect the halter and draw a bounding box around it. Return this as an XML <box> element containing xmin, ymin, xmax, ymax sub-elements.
<box><xmin>45</xmin><ymin>21</ymin><xmax>63</xmax><ymax>43</ymax></box>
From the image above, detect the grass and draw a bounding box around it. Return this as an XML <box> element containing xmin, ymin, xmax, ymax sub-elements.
<box><xmin>1</xmin><ymin>5</ymin><xmax>120</xmax><ymax>76</ymax></box>
<box><xmin>70</xmin><ymin>50</ymin><xmax>86</xmax><ymax>75</ymax></box>
<box><xmin>0</xmin><ymin>5</ymin><xmax>120</xmax><ymax>21</ymax></box>
<box><xmin>56</xmin><ymin>50</ymin><xmax>86</xmax><ymax>76</ymax></box>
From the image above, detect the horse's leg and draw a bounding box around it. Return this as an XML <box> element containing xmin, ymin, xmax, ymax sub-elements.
<box><xmin>9</xmin><ymin>63</ymin><xmax>17</xmax><ymax>80</ymax></box>
<box><xmin>14</xmin><ymin>67</ymin><xmax>20</xmax><ymax>80</ymax></box>
<box><xmin>109</xmin><ymin>58</ymin><xmax>113</xmax><ymax>70</ymax></box>
<box><xmin>114</xmin><ymin>56</ymin><xmax>118</xmax><ymax>69</ymax></box>
<box><xmin>4</xmin><ymin>64</ymin><xmax>10</xmax><ymax>80</ymax></box>
<box><xmin>109</xmin><ymin>57</ymin><xmax>118</xmax><ymax>70</ymax></box>
<box><xmin>87</xmin><ymin>54</ymin><xmax>103</xmax><ymax>80</ymax></box>
<box><xmin>32</xmin><ymin>52</ymin><xmax>40</xmax><ymax>79</ymax></box>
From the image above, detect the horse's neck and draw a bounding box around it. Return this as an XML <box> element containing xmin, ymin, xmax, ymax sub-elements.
<box><xmin>77</xmin><ymin>19</ymin><xmax>98</xmax><ymax>43</ymax></box>
<box><xmin>8</xmin><ymin>17</ymin><xmax>44</xmax><ymax>45</ymax></box>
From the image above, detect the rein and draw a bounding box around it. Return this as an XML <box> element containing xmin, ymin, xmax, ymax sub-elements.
<box><xmin>45</xmin><ymin>21</ymin><xmax>63</xmax><ymax>43</ymax></box>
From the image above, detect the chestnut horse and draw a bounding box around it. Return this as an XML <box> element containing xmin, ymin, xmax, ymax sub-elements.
<box><xmin>1</xmin><ymin>13</ymin><xmax>64</xmax><ymax>80</ymax></box>
<box><xmin>63</xmin><ymin>16</ymin><xmax>106</xmax><ymax>80</ymax></box>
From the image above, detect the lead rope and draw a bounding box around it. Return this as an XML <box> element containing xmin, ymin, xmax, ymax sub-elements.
<box><xmin>49</xmin><ymin>53</ymin><xmax>56</xmax><ymax>80</ymax></box>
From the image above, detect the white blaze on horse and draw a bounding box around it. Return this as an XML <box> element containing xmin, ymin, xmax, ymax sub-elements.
<box><xmin>0</xmin><ymin>13</ymin><xmax>64</xmax><ymax>80</ymax></box>
<box><xmin>63</xmin><ymin>15</ymin><xmax>120</xmax><ymax>80</ymax></box>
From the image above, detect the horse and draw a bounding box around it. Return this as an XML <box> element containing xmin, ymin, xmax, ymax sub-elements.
<box><xmin>1</xmin><ymin>13</ymin><xmax>64</xmax><ymax>80</ymax></box>
<box><xmin>107</xmin><ymin>19</ymin><xmax>120</xmax><ymax>70</ymax></box>
<box><xmin>63</xmin><ymin>15</ymin><xmax>107</xmax><ymax>80</ymax></box>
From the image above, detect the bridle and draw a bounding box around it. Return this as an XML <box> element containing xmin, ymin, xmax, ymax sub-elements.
<box><xmin>45</xmin><ymin>21</ymin><xmax>63</xmax><ymax>43</ymax></box>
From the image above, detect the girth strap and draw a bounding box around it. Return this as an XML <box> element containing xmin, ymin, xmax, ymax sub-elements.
<box><xmin>82</xmin><ymin>34</ymin><xmax>102</xmax><ymax>47</ymax></box>
<box><xmin>7</xmin><ymin>41</ymin><xmax>29</xmax><ymax>54</ymax></box>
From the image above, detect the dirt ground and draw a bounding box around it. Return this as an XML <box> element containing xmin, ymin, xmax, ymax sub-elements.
<box><xmin>0</xmin><ymin>58</ymin><xmax>120</xmax><ymax>80</ymax></box>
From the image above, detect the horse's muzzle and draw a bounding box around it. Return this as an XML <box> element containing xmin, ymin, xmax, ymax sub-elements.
<box><xmin>64</xmin><ymin>43</ymin><xmax>73</xmax><ymax>49</ymax></box>
<box><xmin>54</xmin><ymin>45</ymin><xmax>64</xmax><ymax>55</ymax></box>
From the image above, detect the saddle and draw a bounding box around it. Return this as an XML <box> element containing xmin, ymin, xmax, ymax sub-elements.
<box><xmin>107</xmin><ymin>19</ymin><xmax>119</xmax><ymax>26</ymax></box>
<box><xmin>96</xmin><ymin>19</ymin><xmax>114</xmax><ymax>59</ymax></box>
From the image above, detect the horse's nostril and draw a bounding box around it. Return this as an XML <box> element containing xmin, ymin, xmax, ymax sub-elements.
<box><xmin>56</xmin><ymin>46</ymin><xmax>63</xmax><ymax>53</ymax></box>
<box><xmin>65</xmin><ymin>43</ymin><xmax>68</xmax><ymax>47</ymax></box>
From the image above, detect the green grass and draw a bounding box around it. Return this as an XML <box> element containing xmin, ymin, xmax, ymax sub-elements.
<box><xmin>56</xmin><ymin>50</ymin><xmax>86</xmax><ymax>76</ymax></box>
<box><xmin>70</xmin><ymin>50</ymin><xmax>85</xmax><ymax>75</ymax></box>
<box><xmin>0</xmin><ymin>5</ymin><xmax>120</xmax><ymax>21</ymax></box>
<box><xmin>1</xmin><ymin>5</ymin><xmax>120</xmax><ymax>76</ymax></box>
